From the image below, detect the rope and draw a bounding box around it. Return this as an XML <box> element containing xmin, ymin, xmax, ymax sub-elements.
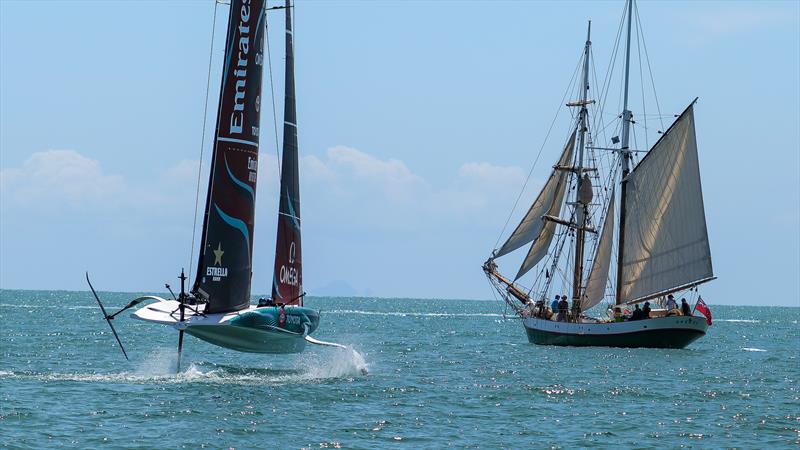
<box><xmin>265</xmin><ymin>9</ymin><xmax>281</xmax><ymax>177</ymax></box>
<box><xmin>492</xmin><ymin>51</ymin><xmax>584</xmax><ymax>251</ymax></box>
<box><xmin>188</xmin><ymin>1</ymin><xmax>221</xmax><ymax>285</ymax></box>
<box><xmin>634</xmin><ymin>1</ymin><xmax>664</xmax><ymax>132</ymax></box>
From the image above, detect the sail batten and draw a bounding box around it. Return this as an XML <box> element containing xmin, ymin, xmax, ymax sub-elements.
<box><xmin>619</xmin><ymin>104</ymin><xmax>713</xmax><ymax>303</ymax></box>
<box><xmin>496</xmin><ymin>130</ymin><xmax>577</xmax><ymax>259</ymax></box>
<box><xmin>193</xmin><ymin>0</ymin><xmax>267</xmax><ymax>314</ymax></box>
<box><xmin>581</xmin><ymin>191</ymin><xmax>615</xmax><ymax>311</ymax></box>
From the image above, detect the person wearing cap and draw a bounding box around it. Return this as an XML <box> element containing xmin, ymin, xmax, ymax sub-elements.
<box><xmin>666</xmin><ymin>294</ymin><xmax>678</xmax><ymax>311</ymax></box>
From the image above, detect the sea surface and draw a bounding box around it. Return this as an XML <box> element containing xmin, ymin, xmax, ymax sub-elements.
<box><xmin>0</xmin><ymin>290</ymin><xmax>797</xmax><ymax>449</ymax></box>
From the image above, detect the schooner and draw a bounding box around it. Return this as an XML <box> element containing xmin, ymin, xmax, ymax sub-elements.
<box><xmin>483</xmin><ymin>0</ymin><xmax>715</xmax><ymax>348</ymax></box>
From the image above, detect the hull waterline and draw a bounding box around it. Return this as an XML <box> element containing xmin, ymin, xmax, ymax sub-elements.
<box><xmin>522</xmin><ymin>315</ymin><xmax>707</xmax><ymax>349</ymax></box>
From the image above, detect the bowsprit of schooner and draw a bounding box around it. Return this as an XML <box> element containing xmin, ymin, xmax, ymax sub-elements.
<box><xmin>87</xmin><ymin>0</ymin><xmax>350</xmax><ymax>370</ymax></box>
<box><xmin>483</xmin><ymin>0</ymin><xmax>715</xmax><ymax>348</ymax></box>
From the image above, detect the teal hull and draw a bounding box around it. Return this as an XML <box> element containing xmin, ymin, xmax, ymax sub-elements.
<box><xmin>187</xmin><ymin>306</ymin><xmax>320</xmax><ymax>354</ymax></box>
<box><xmin>523</xmin><ymin>316</ymin><xmax>707</xmax><ymax>349</ymax></box>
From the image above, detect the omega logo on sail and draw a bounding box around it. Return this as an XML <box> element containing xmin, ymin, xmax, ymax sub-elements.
<box><xmin>229</xmin><ymin>0</ymin><xmax>252</xmax><ymax>135</ymax></box>
<box><xmin>280</xmin><ymin>241</ymin><xmax>299</xmax><ymax>287</ymax></box>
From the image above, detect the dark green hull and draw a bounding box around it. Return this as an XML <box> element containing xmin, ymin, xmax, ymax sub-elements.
<box><xmin>522</xmin><ymin>316</ymin><xmax>707</xmax><ymax>349</ymax></box>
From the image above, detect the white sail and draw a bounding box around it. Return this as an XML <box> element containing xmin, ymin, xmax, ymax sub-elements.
<box><xmin>619</xmin><ymin>104</ymin><xmax>713</xmax><ymax>303</ymax></box>
<box><xmin>581</xmin><ymin>190</ymin><xmax>615</xmax><ymax>310</ymax></box>
<box><xmin>514</xmin><ymin>159</ymin><xmax>572</xmax><ymax>280</ymax></box>
<box><xmin>496</xmin><ymin>131</ymin><xmax>576</xmax><ymax>258</ymax></box>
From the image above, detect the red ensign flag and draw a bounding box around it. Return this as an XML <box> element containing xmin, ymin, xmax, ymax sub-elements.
<box><xmin>695</xmin><ymin>297</ymin><xmax>712</xmax><ymax>326</ymax></box>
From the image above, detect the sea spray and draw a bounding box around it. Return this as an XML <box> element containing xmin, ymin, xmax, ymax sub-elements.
<box><xmin>133</xmin><ymin>347</ymin><xmax>184</xmax><ymax>377</ymax></box>
<box><xmin>298</xmin><ymin>345</ymin><xmax>369</xmax><ymax>379</ymax></box>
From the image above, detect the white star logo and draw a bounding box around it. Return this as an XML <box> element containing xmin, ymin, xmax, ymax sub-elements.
<box><xmin>213</xmin><ymin>242</ymin><xmax>224</xmax><ymax>266</ymax></box>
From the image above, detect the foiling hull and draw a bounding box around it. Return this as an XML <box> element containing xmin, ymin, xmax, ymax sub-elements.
<box><xmin>132</xmin><ymin>299</ymin><xmax>320</xmax><ymax>354</ymax></box>
<box><xmin>522</xmin><ymin>315</ymin><xmax>707</xmax><ymax>349</ymax></box>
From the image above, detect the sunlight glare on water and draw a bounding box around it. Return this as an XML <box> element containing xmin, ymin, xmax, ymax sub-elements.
<box><xmin>0</xmin><ymin>290</ymin><xmax>797</xmax><ymax>448</ymax></box>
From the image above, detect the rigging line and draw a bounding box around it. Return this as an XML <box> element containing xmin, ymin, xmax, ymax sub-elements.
<box><xmin>634</xmin><ymin>1</ymin><xmax>665</xmax><ymax>132</ymax></box>
<box><xmin>265</xmin><ymin>9</ymin><xmax>282</xmax><ymax>178</ymax></box>
<box><xmin>189</xmin><ymin>1</ymin><xmax>221</xmax><ymax>285</ymax></box>
<box><xmin>492</xmin><ymin>49</ymin><xmax>584</xmax><ymax>251</ymax></box>
<box><xmin>635</xmin><ymin>8</ymin><xmax>648</xmax><ymax>150</ymax></box>
<box><xmin>596</xmin><ymin>1</ymin><xmax>627</xmax><ymax>139</ymax></box>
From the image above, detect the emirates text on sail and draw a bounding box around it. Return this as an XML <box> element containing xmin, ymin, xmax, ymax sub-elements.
<box><xmin>229</xmin><ymin>0</ymin><xmax>252</xmax><ymax>135</ymax></box>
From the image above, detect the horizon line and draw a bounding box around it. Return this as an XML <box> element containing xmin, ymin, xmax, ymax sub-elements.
<box><xmin>0</xmin><ymin>287</ymin><xmax>796</xmax><ymax>308</ymax></box>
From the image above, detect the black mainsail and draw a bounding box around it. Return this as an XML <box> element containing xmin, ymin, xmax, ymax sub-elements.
<box><xmin>194</xmin><ymin>0</ymin><xmax>267</xmax><ymax>313</ymax></box>
<box><xmin>271</xmin><ymin>0</ymin><xmax>303</xmax><ymax>306</ymax></box>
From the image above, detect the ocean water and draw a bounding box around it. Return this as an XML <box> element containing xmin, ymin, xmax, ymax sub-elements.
<box><xmin>0</xmin><ymin>290</ymin><xmax>797</xmax><ymax>449</ymax></box>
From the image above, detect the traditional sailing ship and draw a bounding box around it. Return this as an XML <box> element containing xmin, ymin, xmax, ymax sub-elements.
<box><xmin>483</xmin><ymin>0</ymin><xmax>715</xmax><ymax>348</ymax></box>
<box><xmin>88</xmin><ymin>0</ymin><xmax>342</xmax><ymax>367</ymax></box>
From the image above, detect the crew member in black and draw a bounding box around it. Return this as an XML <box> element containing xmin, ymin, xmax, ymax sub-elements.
<box><xmin>630</xmin><ymin>304</ymin><xmax>643</xmax><ymax>320</ymax></box>
<box><xmin>681</xmin><ymin>298</ymin><xmax>691</xmax><ymax>316</ymax></box>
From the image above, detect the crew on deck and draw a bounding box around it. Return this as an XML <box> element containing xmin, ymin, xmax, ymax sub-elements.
<box><xmin>666</xmin><ymin>295</ymin><xmax>682</xmax><ymax>316</ymax></box>
<box><xmin>557</xmin><ymin>296</ymin><xmax>569</xmax><ymax>322</ymax></box>
<box><xmin>642</xmin><ymin>302</ymin><xmax>652</xmax><ymax>319</ymax></box>
<box><xmin>630</xmin><ymin>304</ymin><xmax>643</xmax><ymax>320</ymax></box>
<box><xmin>681</xmin><ymin>298</ymin><xmax>691</xmax><ymax>316</ymax></box>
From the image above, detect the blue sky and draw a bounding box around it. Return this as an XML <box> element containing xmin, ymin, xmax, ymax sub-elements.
<box><xmin>1</xmin><ymin>1</ymin><xmax>798</xmax><ymax>306</ymax></box>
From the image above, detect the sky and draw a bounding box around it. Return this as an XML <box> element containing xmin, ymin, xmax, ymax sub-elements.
<box><xmin>1</xmin><ymin>0</ymin><xmax>798</xmax><ymax>306</ymax></box>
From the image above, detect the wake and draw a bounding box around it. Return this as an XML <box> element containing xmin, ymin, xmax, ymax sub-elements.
<box><xmin>0</xmin><ymin>345</ymin><xmax>369</xmax><ymax>385</ymax></box>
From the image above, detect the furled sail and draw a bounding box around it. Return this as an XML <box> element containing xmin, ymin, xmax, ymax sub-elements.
<box><xmin>513</xmin><ymin>151</ymin><xmax>573</xmax><ymax>280</ymax></box>
<box><xmin>193</xmin><ymin>0</ymin><xmax>267</xmax><ymax>313</ymax></box>
<box><xmin>619</xmin><ymin>103</ymin><xmax>713</xmax><ymax>303</ymax></box>
<box><xmin>581</xmin><ymin>190</ymin><xmax>615</xmax><ymax>310</ymax></box>
<box><xmin>271</xmin><ymin>0</ymin><xmax>303</xmax><ymax>306</ymax></box>
<box><xmin>496</xmin><ymin>130</ymin><xmax>577</xmax><ymax>258</ymax></box>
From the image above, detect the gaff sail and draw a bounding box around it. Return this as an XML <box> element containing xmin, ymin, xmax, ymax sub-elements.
<box><xmin>581</xmin><ymin>190</ymin><xmax>615</xmax><ymax>310</ymax></box>
<box><xmin>496</xmin><ymin>130</ymin><xmax>577</xmax><ymax>259</ymax></box>
<box><xmin>619</xmin><ymin>104</ymin><xmax>713</xmax><ymax>303</ymax></box>
<box><xmin>271</xmin><ymin>0</ymin><xmax>303</xmax><ymax>306</ymax></box>
<box><xmin>193</xmin><ymin>0</ymin><xmax>267</xmax><ymax>314</ymax></box>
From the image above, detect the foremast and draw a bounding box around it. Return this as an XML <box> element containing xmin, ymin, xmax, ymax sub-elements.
<box><xmin>615</xmin><ymin>0</ymin><xmax>634</xmax><ymax>313</ymax></box>
<box><xmin>570</xmin><ymin>21</ymin><xmax>593</xmax><ymax>309</ymax></box>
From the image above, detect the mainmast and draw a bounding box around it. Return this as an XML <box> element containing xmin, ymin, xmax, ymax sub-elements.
<box><xmin>571</xmin><ymin>21</ymin><xmax>593</xmax><ymax>307</ymax></box>
<box><xmin>615</xmin><ymin>0</ymin><xmax>634</xmax><ymax>309</ymax></box>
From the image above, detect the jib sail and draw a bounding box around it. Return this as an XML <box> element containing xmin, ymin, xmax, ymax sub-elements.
<box><xmin>193</xmin><ymin>0</ymin><xmax>267</xmax><ymax>313</ymax></box>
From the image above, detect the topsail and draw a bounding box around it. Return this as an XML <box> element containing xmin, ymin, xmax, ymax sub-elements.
<box><xmin>618</xmin><ymin>104</ymin><xmax>713</xmax><ymax>303</ymax></box>
<box><xmin>193</xmin><ymin>0</ymin><xmax>267</xmax><ymax>313</ymax></box>
<box><xmin>496</xmin><ymin>130</ymin><xmax>577</xmax><ymax>260</ymax></box>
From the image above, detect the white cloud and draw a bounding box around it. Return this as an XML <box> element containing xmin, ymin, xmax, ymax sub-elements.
<box><xmin>1</xmin><ymin>147</ymin><xmax>529</xmax><ymax>232</ymax></box>
<box><xmin>0</xmin><ymin>150</ymin><xmax>125</xmax><ymax>209</ymax></box>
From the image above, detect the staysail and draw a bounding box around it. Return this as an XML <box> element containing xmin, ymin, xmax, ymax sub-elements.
<box><xmin>496</xmin><ymin>130</ymin><xmax>577</xmax><ymax>259</ymax></box>
<box><xmin>193</xmin><ymin>0</ymin><xmax>266</xmax><ymax>313</ymax></box>
<box><xmin>271</xmin><ymin>0</ymin><xmax>303</xmax><ymax>306</ymax></box>
<box><xmin>618</xmin><ymin>103</ymin><xmax>713</xmax><ymax>303</ymax></box>
<box><xmin>581</xmin><ymin>190</ymin><xmax>615</xmax><ymax>310</ymax></box>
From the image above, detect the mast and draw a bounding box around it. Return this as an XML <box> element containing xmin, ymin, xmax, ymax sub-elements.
<box><xmin>571</xmin><ymin>21</ymin><xmax>592</xmax><ymax>307</ymax></box>
<box><xmin>615</xmin><ymin>0</ymin><xmax>634</xmax><ymax>309</ymax></box>
<box><xmin>271</xmin><ymin>0</ymin><xmax>303</xmax><ymax>305</ymax></box>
